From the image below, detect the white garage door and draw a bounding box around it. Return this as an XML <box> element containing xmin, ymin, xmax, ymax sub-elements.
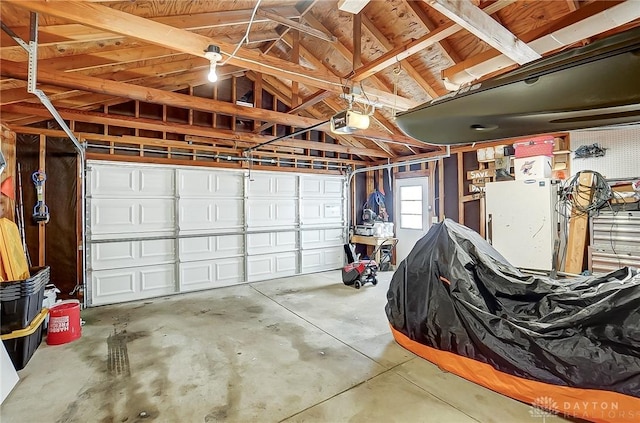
<box><xmin>86</xmin><ymin>161</ymin><xmax>345</xmax><ymax>306</ymax></box>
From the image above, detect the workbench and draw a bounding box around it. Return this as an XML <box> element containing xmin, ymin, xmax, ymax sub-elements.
<box><xmin>350</xmin><ymin>235</ymin><xmax>397</xmax><ymax>264</ymax></box>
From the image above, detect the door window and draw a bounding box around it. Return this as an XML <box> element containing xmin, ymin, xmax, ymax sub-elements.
<box><xmin>399</xmin><ymin>185</ymin><xmax>423</xmax><ymax>230</ymax></box>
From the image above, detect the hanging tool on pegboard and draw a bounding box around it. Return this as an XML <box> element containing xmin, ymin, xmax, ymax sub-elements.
<box><xmin>32</xmin><ymin>170</ymin><xmax>50</xmax><ymax>223</ymax></box>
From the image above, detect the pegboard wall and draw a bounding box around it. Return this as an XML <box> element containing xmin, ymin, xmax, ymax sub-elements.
<box><xmin>570</xmin><ymin>126</ymin><xmax>640</xmax><ymax>179</ymax></box>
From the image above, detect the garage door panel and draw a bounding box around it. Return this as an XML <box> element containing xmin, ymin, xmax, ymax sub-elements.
<box><xmin>301</xmin><ymin>176</ymin><xmax>343</xmax><ymax>198</ymax></box>
<box><xmin>87</xmin><ymin>161</ymin><xmax>347</xmax><ymax>306</ymax></box>
<box><xmin>91</xmin><ymin>264</ymin><xmax>175</xmax><ymax>305</ymax></box>
<box><xmin>247</xmin><ymin>252</ymin><xmax>297</xmax><ymax>282</ymax></box>
<box><xmin>247</xmin><ymin>174</ymin><xmax>296</xmax><ymax>197</ymax></box>
<box><xmin>178</xmin><ymin>169</ymin><xmax>242</xmax><ymax>197</ymax></box>
<box><xmin>301</xmin><ymin>246</ymin><xmax>344</xmax><ymax>273</ymax></box>
<box><xmin>301</xmin><ymin>228</ymin><xmax>344</xmax><ymax>249</ymax></box>
<box><xmin>141</xmin><ymin>267</ymin><xmax>175</xmax><ymax>291</ymax></box>
<box><xmin>91</xmin><ymin>239</ymin><xmax>174</xmax><ymax>270</ymax></box>
<box><xmin>179</xmin><ymin>198</ymin><xmax>243</xmax><ymax>232</ymax></box>
<box><xmin>246</xmin><ymin>199</ymin><xmax>297</xmax><ymax>228</ymax></box>
<box><xmin>90</xmin><ymin>165</ymin><xmax>174</xmax><ymax>197</ymax></box>
<box><xmin>91</xmin><ymin>199</ymin><xmax>175</xmax><ymax>239</ymax></box>
<box><xmin>247</xmin><ymin>231</ymin><xmax>296</xmax><ymax>255</ymax></box>
<box><xmin>179</xmin><ymin>235</ymin><xmax>243</xmax><ymax>261</ymax></box>
<box><xmin>91</xmin><ymin>166</ymin><xmax>137</xmax><ymax>197</ymax></box>
<box><xmin>179</xmin><ymin>258</ymin><xmax>244</xmax><ymax>291</ymax></box>
<box><xmin>301</xmin><ymin>199</ymin><xmax>343</xmax><ymax>226</ymax></box>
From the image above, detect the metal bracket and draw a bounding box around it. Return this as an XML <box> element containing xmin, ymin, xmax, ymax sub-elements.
<box><xmin>1</xmin><ymin>14</ymin><xmax>84</xmax><ymax>158</ymax></box>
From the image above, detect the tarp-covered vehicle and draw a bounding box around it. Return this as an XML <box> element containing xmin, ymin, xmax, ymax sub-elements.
<box><xmin>386</xmin><ymin>219</ymin><xmax>640</xmax><ymax>422</ymax></box>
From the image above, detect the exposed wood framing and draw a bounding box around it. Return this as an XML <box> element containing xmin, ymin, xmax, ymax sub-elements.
<box><xmin>353</xmin><ymin>12</ymin><xmax>362</xmax><ymax>70</ymax></box>
<box><xmin>38</xmin><ymin>134</ymin><xmax>45</xmax><ymax>266</ymax></box>
<box><xmin>4</xmin><ymin>104</ymin><xmax>392</xmax><ymax>159</ymax></box>
<box><xmin>5</xmin><ymin>0</ymin><xmax>346</xmax><ymax>93</ymax></box>
<box><xmin>441</xmin><ymin>0</ymin><xmax>625</xmax><ymax>81</ymax></box>
<box><xmin>424</xmin><ymin>0</ymin><xmax>541</xmax><ymax>65</ymax></box>
<box><xmin>565</xmin><ymin>172</ymin><xmax>595</xmax><ymax>273</ymax></box>
<box><xmin>0</xmin><ymin>124</ymin><xmax>16</xmax><ymax>221</ymax></box>
<box><xmin>256</xmin><ymin>8</ymin><xmax>336</xmax><ymax>42</ymax></box>
<box><xmin>403</xmin><ymin>0</ymin><xmax>462</xmax><ymax>64</ymax></box>
<box><xmin>352</xmin><ymin>0</ymin><xmax>514</xmax><ymax>82</ymax></box>
<box><xmin>361</xmin><ymin>14</ymin><xmax>441</xmax><ymax>98</ymax></box>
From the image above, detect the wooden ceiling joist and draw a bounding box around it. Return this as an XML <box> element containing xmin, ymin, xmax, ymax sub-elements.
<box><xmin>441</xmin><ymin>0</ymin><xmax>627</xmax><ymax>81</ymax></box>
<box><xmin>424</xmin><ymin>0</ymin><xmax>541</xmax><ymax>65</ymax></box>
<box><xmin>2</xmin><ymin>102</ymin><xmax>392</xmax><ymax>159</ymax></box>
<box><xmin>5</xmin><ymin>0</ymin><xmax>346</xmax><ymax>94</ymax></box>
<box><xmin>1</xmin><ymin>59</ymin><xmax>420</xmax><ymax>147</ymax></box>
<box><xmin>256</xmin><ymin>9</ymin><xmax>336</xmax><ymax>43</ymax></box>
<box><xmin>0</xmin><ymin>60</ymin><xmax>321</xmax><ymax>129</ymax></box>
<box><xmin>351</xmin><ymin>0</ymin><xmax>515</xmax><ymax>82</ymax></box>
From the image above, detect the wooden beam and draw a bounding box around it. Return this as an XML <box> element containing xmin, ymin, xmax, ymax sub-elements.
<box><xmin>566</xmin><ymin>0</ymin><xmax>580</xmax><ymax>12</ymax></box>
<box><xmin>0</xmin><ymin>6</ymin><xmax>299</xmax><ymax>61</ymax></box>
<box><xmin>253</xmin><ymin>90</ymin><xmax>333</xmax><ymax>134</ymax></box>
<box><xmin>403</xmin><ymin>0</ymin><xmax>462</xmax><ymax>63</ymax></box>
<box><xmin>3</xmin><ymin>103</ymin><xmax>393</xmax><ymax>159</ymax></box>
<box><xmin>291</xmin><ymin>30</ymin><xmax>300</xmax><ymax>108</ymax></box>
<box><xmin>5</xmin><ymin>0</ymin><xmax>346</xmax><ymax>93</ymax></box>
<box><xmin>256</xmin><ymin>8</ymin><xmax>336</xmax><ymax>42</ymax></box>
<box><xmin>353</xmin><ymin>13</ymin><xmax>362</xmax><ymax>70</ymax></box>
<box><xmin>38</xmin><ymin>134</ymin><xmax>45</xmax><ymax>266</ymax></box>
<box><xmin>565</xmin><ymin>172</ymin><xmax>595</xmax><ymax>274</ymax></box>
<box><xmin>441</xmin><ymin>0</ymin><xmax>625</xmax><ymax>81</ymax></box>
<box><xmin>0</xmin><ymin>60</ymin><xmax>323</xmax><ymax>129</ymax></box>
<box><xmin>457</xmin><ymin>152</ymin><xmax>464</xmax><ymax>224</ymax></box>
<box><xmin>424</xmin><ymin>0</ymin><xmax>541</xmax><ymax>65</ymax></box>
<box><xmin>360</xmin><ymin>14</ymin><xmax>442</xmax><ymax>98</ymax></box>
<box><xmin>352</xmin><ymin>0</ymin><xmax>515</xmax><ymax>82</ymax></box>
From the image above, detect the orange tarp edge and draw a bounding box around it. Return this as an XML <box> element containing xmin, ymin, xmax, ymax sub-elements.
<box><xmin>390</xmin><ymin>325</ymin><xmax>640</xmax><ymax>423</ymax></box>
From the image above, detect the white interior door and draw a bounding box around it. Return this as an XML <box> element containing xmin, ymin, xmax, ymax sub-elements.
<box><xmin>394</xmin><ymin>177</ymin><xmax>430</xmax><ymax>264</ymax></box>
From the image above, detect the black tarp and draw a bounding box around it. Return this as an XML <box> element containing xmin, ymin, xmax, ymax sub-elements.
<box><xmin>386</xmin><ymin>219</ymin><xmax>640</xmax><ymax>397</ymax></box>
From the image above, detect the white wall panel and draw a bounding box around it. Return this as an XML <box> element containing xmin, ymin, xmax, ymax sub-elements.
<box><xmin>570</xmin><ymin>126</ymin><xmax>640</xmax><ymax>179</ymax></box>
<box><xmin>301</xmin><ymin>246</ymin><xmax>344</xmax><ymax>273</ymax></box>
<box><xmin>179</xmin><ymin>258</ymin><xmax>244</xmax><ymax>291</ymax></box>
<box><xmin>247</xmin><ymin>231</ymin><xmax>296</xmax><ymax>255</ymax></box>
<box><xmin>179</xmin><ymin>198</ymin><xmax>243</xmax><ymax>233</ymax></box>
<box><xmin>179</xmin><ymin>235</ymin><xmax>243</xmax><ymax>262</ymax></box>
<box><xmin>301</xmin><ymin>228</ymin><xmax>344</xmax><ymax>249</ymax></box>
<box><xmin>246</xmin><ymin>199</ymin><xmax>297</xmax><ymax>228</ymax></box>
<box><xmin>301</xmin><ymin>176</ymin><xmax>343</xmax><ymax>198</ymax></box>
<box><xmin>301</xmin><ymin>199</ymin><xmax>343</xmax><ymax>226</ymax></box>
<box><xmin>247</xmin><ymin>174</ymin><xmax>297</xmax><ymax>197</ymax></box>
<box><xmin>90</xmin><ymin>164</ymin><xmax>174</xmax><ymax>198</ymax></box>
<box><xmin>91</xmin><ymin>264</ymin><xmax>175</xmax><ymax>305</ymax></box>
<box><xmin>91</xmin><ymin>239</ymin><xmax>174</xmax><ymax>270</ymax></box>
<box><xmin>247</xmin><ymin>252</ymin><xmax>297</xmax><ymax>282</ymax></box>
<box><xmin>90</xmin><ymin>198</ymin><xmax>175</xmax><ymax>239</ymax></box>
<box><xmin>178</xmin><ymin>169</ymin><xmax>243</xmax><ymax>197</ymax></box>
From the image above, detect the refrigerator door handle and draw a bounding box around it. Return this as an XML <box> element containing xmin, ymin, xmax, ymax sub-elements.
<box><xmin>487</xmin><ymin>213</ymin><xmax>493</xmax><ymax>245</ymax></box>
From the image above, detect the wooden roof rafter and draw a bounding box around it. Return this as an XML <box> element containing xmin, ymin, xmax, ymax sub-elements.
<box><xmin>423</xmin><ymin>0</ymin><xmax>541</xmax><ymax>65</ymax></box>
<box><xmin>4</xmin><ymin>0</ymin><xmax>346</xmax><ymax>94</ymax></box>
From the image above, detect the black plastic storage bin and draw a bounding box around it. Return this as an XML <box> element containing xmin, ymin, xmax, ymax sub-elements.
<box><xmin>0</xmin><ymin>267</ymin><xmax>50</xmax><ymax>334</ymax></box>
<box><xmin>1</xmin><ymin>308</ymin><xmax>47</xmax><ymax>370</ymax></box>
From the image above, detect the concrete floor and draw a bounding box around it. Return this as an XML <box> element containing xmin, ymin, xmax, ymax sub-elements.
<box><xmin>1</xmin><ymin>270</ymin><xmax>571</xmax><ymax>423</ymax></box>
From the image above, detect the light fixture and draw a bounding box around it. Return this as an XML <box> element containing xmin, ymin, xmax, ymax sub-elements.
<box><xmin>204</xmin><ymin>44</ymin><xmax>222</xmax><ymax>83</ymax></box>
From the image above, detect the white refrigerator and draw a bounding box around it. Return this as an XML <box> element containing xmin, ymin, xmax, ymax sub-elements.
<box><xmin>485</xmin><ymin>179</ymin><xmax>559</xmax><ymax>270</ymax></box>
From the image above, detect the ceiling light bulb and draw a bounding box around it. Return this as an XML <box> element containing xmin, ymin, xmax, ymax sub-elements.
<box><xmin>204</xmin><ymin>44</ymin><xmax>222</xmax><ymax>84</ymax></box>
<box><xmin>208</xmin><ymin>61</ymin><xmax>218</xmax><ymax>83</ymax></box>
